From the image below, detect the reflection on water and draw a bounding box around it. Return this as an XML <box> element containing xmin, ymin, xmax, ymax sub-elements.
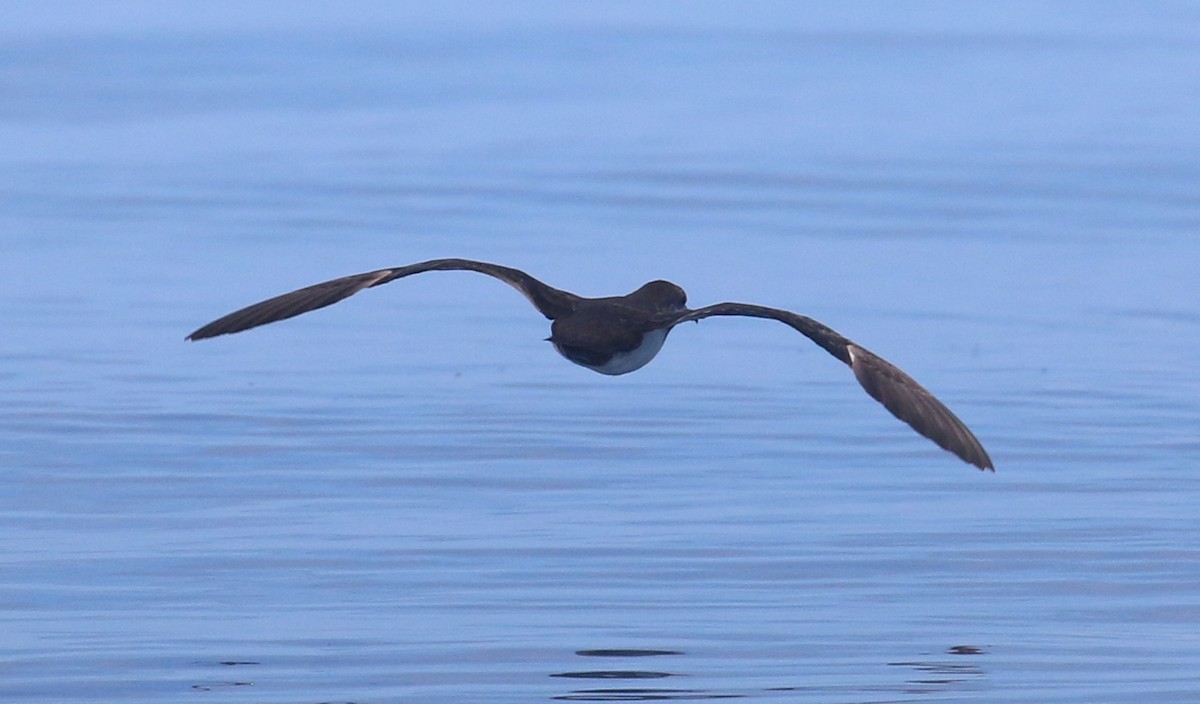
<box><xmin>554</xmin><ymin>650</ymin><xmax>682</xmax><ymax>702</ymax></box>
<box><xmin>552</xmin><ymin>646</ymin><xmax>989</xmax><ymax>701</ymax></box>
<box><xmin>4</xmin><ymin>2</ymin><xmax>1200</xmax><ymax>703</ymax></box>
<box><xmin>888</xmin><ymin>646</ymin><xmax>988</xmax><ymax>694</ymax></box>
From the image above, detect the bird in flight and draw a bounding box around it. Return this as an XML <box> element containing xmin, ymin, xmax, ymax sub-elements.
<box><xmin>188</xmin><ymin>258</ymin><xmax>993</xmax><ymax>470</ymax></box>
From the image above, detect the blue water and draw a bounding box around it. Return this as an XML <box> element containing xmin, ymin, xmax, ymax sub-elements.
<box><xmin>3</xmin><ymin>2</ymin><xmax>1200</xmax><ymax>702</ymax></box>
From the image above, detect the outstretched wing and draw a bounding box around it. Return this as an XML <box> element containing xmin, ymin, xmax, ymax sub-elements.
<box><xmin>669</xmin><ymin>302</ymin><xmax>993</xmax><ymax>470</ymax></box>
<box><xmin>186</xmin><ymin>258</ymin><xmax>580</xmax><ymax>341</ymax></box>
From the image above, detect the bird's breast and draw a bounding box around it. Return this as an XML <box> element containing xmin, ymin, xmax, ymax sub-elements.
<box><xmin>552</xmin><ymin>327</ymin><xmax>669</xmax><ymax>376</ymax></box>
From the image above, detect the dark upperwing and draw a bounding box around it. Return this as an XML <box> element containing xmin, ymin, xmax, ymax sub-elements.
<box><xmin>186</xmin><ymin>258</ymin><xmax>580</xmax><ymax>341</ymax></box>
<box><xmin>668</xmin><ymin>302</ymin><xmax>993</xmax><ymax>470</ymax></box>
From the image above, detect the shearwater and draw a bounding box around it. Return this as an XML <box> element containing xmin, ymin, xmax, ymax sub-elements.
<box><xmin>188</xmin><ymin>258</ymin><xmax>993</xmax><ymax>470</ymax></box>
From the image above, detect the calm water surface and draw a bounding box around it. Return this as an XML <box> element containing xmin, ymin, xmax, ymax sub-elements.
<box><xmin>3</xmin><ymin>3</ymin><xmax>1199</xmax><ymax>702</ymax></box>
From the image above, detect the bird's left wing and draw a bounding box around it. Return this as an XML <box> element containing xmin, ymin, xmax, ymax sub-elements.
<box><xmin>186</xmin><ymin>258</ymin><xmax>580</xmax><ymax>341</ymax></box>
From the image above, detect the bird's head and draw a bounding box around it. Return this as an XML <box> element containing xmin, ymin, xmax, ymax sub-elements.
<box><xmin>630</xmin><ymin>280</ymin><xmax>688</xmax><ymax>313</ymax></box>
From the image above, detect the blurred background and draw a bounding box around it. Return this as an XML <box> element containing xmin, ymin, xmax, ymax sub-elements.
<box><xmin>2</xmin><ymin>2</ymin><xmax>1198</xmax><ymax>702</ymax></box>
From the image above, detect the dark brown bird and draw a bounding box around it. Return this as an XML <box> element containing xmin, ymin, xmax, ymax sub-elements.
<box><xmin>188</xmin><ymin>258</ymin><xmax>993</xmax><ymax>470</ymax></box>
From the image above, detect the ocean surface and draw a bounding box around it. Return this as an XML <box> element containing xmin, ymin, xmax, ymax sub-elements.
<box><xmin>3</xmin><ymin>2</ymin><xmax>1199</xmax><ymax>702</ymax></box>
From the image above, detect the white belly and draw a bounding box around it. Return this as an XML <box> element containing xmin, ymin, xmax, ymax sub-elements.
<box><xmin>589</xmin><ymin>328</ymin><xmax>669</xmax><ymax>376</ymax></box>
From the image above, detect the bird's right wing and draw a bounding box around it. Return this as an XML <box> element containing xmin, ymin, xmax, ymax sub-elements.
<box><xmin>668</xmin><ymin>302</ymin><xmax>993</xmax><ymax>470</ymax></box>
